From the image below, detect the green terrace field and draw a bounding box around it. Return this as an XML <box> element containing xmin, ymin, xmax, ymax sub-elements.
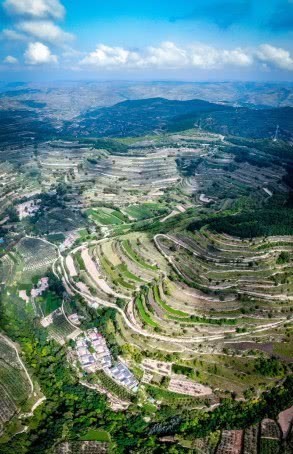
<box><xmin>121</xmin><ymin>239</ymin><xmax>158</xmax><ymax>271</ymax></box>
<box><xmin>135</xmin><ymin>295</ymin><xmax>158</xmax><ymax>328</ymax></box>
<box><xmin>123</xmin><ymin>203</ymin><xmax>168</xmax><ymax>220</ymax></box>
<box><xmin>153</xmin><ymin>284</ymin><xmax>188</xmax><ymax>317</ymax></box>
<box><xmin>71</xmin><ymin>234</ymin><xmax>166</xmax><ymax>299</ymax></box>
<box><xmin>87</xmin><ymin>207</ymin><xmax>129</xmax><ymax>225</ymax></box>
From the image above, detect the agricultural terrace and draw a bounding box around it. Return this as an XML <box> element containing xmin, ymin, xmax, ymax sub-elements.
<box><xmin>15</xmin><ymin>237</ymin><xmax>57</xmax><ymax>280</ymax></box>
<box><xmin>46</xmin><ymin>309</ymin><xmax>81</xmax><ymax>345</ymax></box>
<box><xmin>45</xmin><ymin>135</ymin><xmax>292</xmax><ymax>409</ymax></box>
<box><xmin>62</xmin><ymin>226</ymin><xmax>292</xmax><ymax>400</ymax></box>
<box><xmin>68</xmin><ymin>233</ymin><xmax>167</xmax><ymax>300</ymax></box>
<box><xmin>178</xmin><ymin>147</ymin><xmax>288</xmax><ymax>212</ymax></box>
<box><xmin>87</xmin><ymin>207</ymin><xmax>129</xmax><ymax>226</ymax></box>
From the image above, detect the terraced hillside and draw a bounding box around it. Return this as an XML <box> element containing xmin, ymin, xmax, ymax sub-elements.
<box><xmin>0</xmin><ymin>96</ymin><xmax>292</xmax><ymax>452</ymax></box>
<box><xmin>62</xmin><ymin>220</ymin><xmax>292</xmax><ymax>399</ymax></box>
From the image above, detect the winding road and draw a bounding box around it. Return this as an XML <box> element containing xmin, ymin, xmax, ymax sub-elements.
<box><xmin>58</xmin><ymin>238</ymin><xmax>290</xmax><ymax>347</ymax></box>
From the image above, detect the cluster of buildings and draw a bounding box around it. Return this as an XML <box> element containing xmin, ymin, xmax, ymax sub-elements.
<box><xmin>59</xmin><ymin>232</ymin><xmax>78</xmax><ymax>252</ymax></box>
<box><xmin>75</xmin><ymin>328</ymin><xmax>139</xmax><ymax>392</ymax></box>
<box><xmin>17</xmin><ymin>199</ymin><xmax>40</xmax><ymax>220</ymax></box>
<box><xmin>68</xmin><ymin>313</ymin><xmax>80</xmax><ymax>325</ymax></box>
<box><xmin>76</xmin><ymin>329</ymin><xmax>112</xmax><ymax>372</ymax></box>
<box><xmin>31</xmin><ymin>277</ymin><xmax>49</xmax><ymax>298</ymax></box>
<box><xmin>109</xmin><ymin>362</ymin><xmax>139</xmax><ymax>392</ymax></box>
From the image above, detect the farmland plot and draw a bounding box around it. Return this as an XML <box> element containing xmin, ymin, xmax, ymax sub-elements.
<box><xmin>47</xmin><ymin>309</ymin><xmax>80</xmax><ymax>345</ymax></box>
<box><xmin>124</xmin><ymin>203</ymin><xmax>168</xmax><ymax>220</ymax></box>
<box><xmin>0</xmin><ymin>255</ymin><xmax>15</xmax><ymax>285</ymax></box>
<box><xmin>216</xmin><ymin>430</ymin><xmax>243</xmax><ymax>454</ymax></box>
<box><xmin>87</xmin><ymin>207</ymin><xmax>128</xmax><ymax>225</ymax></box>
<box><xmin>17</xmin><ymin>237</ymin><xmax>57</xmax><ymax>272</ymax></box>
<box><xmin>243</xmin><ymin>425</ymin><xmax>259</xmax><ymax>454</ymax></box>
<box><xmin>260</xmin><ymin>419</ymin><xmax>282</xmax><ymax>454</ymax></box>
<box><xmin>0</xmin><ymin>337</ymin><xmax>31</xmax><ymax>434</ymax></box>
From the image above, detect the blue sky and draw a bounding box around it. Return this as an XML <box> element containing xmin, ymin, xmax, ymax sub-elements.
<box><xmin>0</xmin><ymin>0</ymin><xmax>293</xmax><ymax>81</ymax></box>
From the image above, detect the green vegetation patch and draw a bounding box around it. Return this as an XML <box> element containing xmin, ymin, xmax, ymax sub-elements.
<box><xmin>188</xmin><ymin>205</ymin><xmax>293</xmax><ymax>238</ymax></box>
<box><xmin>100</xmin><ymin>256</ymin><xmax>135</xmax><ymax>290</ymax></box>
<box><xmin>91</xmin><ymin>138</ymin><xmax>129</xmax><ymax>154</ymax></box>
<box><xmin>80</xmin><ymin>428</ymin><xmax>110</xmax><ymax>442</ymax></box>
<box><xmin>124</xmin><ymin>203</ymin><xmax>168</xmax><ymax>221</ymax></box>
<box><xmin>117</xmin><ymin>264</ymin><xmax>144</xmax><ymax>283</ymax></box>
<box><xmin>135</xmin><ymin>295</ymin><xmax>158</xmax><ymax>328</ymax></box>
<box><xmin>172</xmin><ymin>363</ymin><xmax>195</xmax><ymax>378</ymax></box>
<box><xmin>254</xmin><ymin>357</ymin><xmax>286</xmax><ymax>377</ymax></box>
<box><xmin>46</xmin><ymin>233</ymin><xmax>66</xmax><ymax>243</ymax></box>
<box><xmin>37</xmin><ymin>291</ymin><xmax>62</xmax><ymax>317</ymax></box>
<box><xmin>260</xmin><ymin>437</ymin><xmax>281</xmax><ymax>454</ymax></box>
<box><xmin>122</xmin><ymin>240</ymin><xmax>157</xmax><ymax>270</ymax></box>
<box><xmin>87</xmin><ymin>208</ymin><xmax>124</xmax><ymax>225</ymax></box>
<box><xmin>153</xmin><ymin>285</ymin><xmax>188</xmax><ymax>317</ymax></box>
<box><xmin>74</xmin><ymin>252</ymin><xmax>86</xmax><ymax>271</ymax></box>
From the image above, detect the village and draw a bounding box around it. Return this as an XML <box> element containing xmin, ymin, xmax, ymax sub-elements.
<box><xmin>75</xmin><ymin>328</ymin><xmax>139</xmax><ymax>393</ymax></box>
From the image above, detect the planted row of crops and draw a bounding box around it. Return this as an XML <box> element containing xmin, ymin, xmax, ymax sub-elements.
<box><xmin>0</xmin><ymin>338</ymin><xmax>31</xmax><ymax>431</ymax></box>
<box><xmin>17</xmin><ymin>237</ymin><xmax>57</xmax><ymax>272</ymax></box>
<box><xmin>156</xmin><ymin>232</ymin><xmax>292</xmax><ymax>317</ymax></box>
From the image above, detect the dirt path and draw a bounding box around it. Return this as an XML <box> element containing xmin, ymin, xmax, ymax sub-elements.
<box><xmin>81</xmin><ymin>247</ymin><xmax>128</xmax><ymax>299</ymax></box>
<box><xmin>20</xmin><ymin>396</ymin><xmax>46</xmax><ymax>418</ymax></box>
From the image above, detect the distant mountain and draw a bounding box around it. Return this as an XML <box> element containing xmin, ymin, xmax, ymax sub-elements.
<box><xmin>65</xmin><ymin>97</ymin><xmax>229</xmax><ymax>137</ymax></box>
<box><xmin>0</xmin><ymin>110</ymin><xmax>55</xmax><ymax>148</ymax></box>
<box><xmin>65</xmin><ymin>97</ymin><xmax>293</xmax><ymax>140</ymax></box>
<box><xmin>167</xmin><ymin>105</ymin><xmax>293</xmax><ymax>140</ymax></box>
<box><xmin>0</xmin><ymin>81</ymin><xmax>292</xmax><ymax>122</ymax></box>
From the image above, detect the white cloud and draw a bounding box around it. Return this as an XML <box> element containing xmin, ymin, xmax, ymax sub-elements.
<box><xmin>80</xmin><ymin>44</ymin><xmax>140</xmax><ymax>67</ymax></box>
<box><xmin>222</xmin><ymin>49</ymin><xmax>253</xmax><ymax>66</ymax></box>
<box><xmin>256</xmin><ymin>44</ymin><xmax>293</xmax><ymax>71</ymax></box>
<box><xmin>149</xmin><ymin>43</ymin><xmax>252</xmax><ymax>69</ymax></box>
<box><xmin>18</xmin><ymin>20</ymin><xmax>74</xmax><ymax>45</ymax></box>
<box><xmin>24</xmin><ymin>41</ymin><xmax>58</xmax><ymax>64</ymax></box>
<box><xmin>144</xmin><ymin>41</ymin><xmax>188</xmax><ymax>68</ymax></box>
<box><xmin>80</xmin><ymin>41</ymin><xmax>253</xmax><ymax>70</ymax></box>
<box><xmin>80</xmin><ymin>41</ymin><xmax>293</xmax><ymax>72</ymax></box>
<box><xmin>1</xmin><ymin>28</ymin><xmax>27</xmax><ymax>41</ymax></box>
<box><xmin>188</xmin><ymin>45</ymin><xmax>218</xmax><ymax>69</ymax></box>
<box><xmin>3</xmin><ymin>0</ymin><xmax>65</xmax><ymax>19</ymax></box>
<box><xmin>4</xmin><ymin>55</ymin><xmax>18</xmax><ymax>64</ymax></box>
<box><xmin>185</xmin><ymin>44</ymin><xmax>252</xmax><ymax>69</ymax></box>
